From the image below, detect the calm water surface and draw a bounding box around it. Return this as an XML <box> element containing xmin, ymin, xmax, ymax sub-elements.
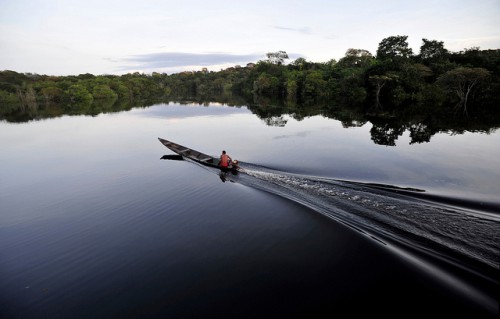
<box><xmin>1</xmin><ymin>102</ymin><xmax>499</xmax><ymax>318</ymax></box>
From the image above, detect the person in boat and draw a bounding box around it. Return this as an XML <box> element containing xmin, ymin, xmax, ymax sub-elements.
<box><xmin>219</xmin><ymin>150</ymin><xmax>232</xmax><ymax>169</ymax></box>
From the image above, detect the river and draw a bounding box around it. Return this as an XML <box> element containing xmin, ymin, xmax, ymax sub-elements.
<box><xmin>1</xmin><ymin>102</ymin><xmax>499</xmax><ymax>318</ymax></box>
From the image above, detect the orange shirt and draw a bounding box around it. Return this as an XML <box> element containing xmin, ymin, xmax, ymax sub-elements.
<box><xmin>220</xmin><ymin>154</ymin><xmax>230</xmax><ymax>167</ymax></box>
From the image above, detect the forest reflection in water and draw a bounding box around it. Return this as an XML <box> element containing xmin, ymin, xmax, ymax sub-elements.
<box><xmin>2</xmin><ymin>93</ymin><xmax>500</xmax><ymax>147</ymax></box>
<box><xmin>3</xmin><ymin>94</ymin><xmax>500</xmax><ymax>206</ymax></box>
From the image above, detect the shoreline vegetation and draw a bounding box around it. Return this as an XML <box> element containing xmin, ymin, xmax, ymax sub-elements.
<box><xmin>1</xmin><ymin>35</ymin><xmax>499</xmax><ymax>145</ymax></box>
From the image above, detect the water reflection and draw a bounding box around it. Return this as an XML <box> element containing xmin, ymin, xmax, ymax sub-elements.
<box><xmin>2</xmin><ymin>95</ymin><xmax>499</xmax><ymax>147</ymax></box>
<box><xmin>161</xmin><ymin>154</ymin><xmax>184</xmax><ymax>161</ymax></box>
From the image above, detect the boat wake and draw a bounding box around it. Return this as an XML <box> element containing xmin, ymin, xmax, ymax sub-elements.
<box><xmin>234</xmin><ymin>163</ymin><xmax>499</xmax><ymax>279</ymax></box>
<box><xmin>190</xmin><ymin>160</ymin><xmax>499</xmax><ymax>275</ymax></box>
<box><xmin>171</xmin><ymin>158</ymin><xmax>499</xmax><ymax>312</ymax></box>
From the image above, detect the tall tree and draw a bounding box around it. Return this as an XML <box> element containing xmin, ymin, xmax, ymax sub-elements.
<box><xmin>369</xmin><ymin>73</ymin><xmax>398</xmax><ymax>109</ymax></box>
<box><xmin>376</xmin><ymin>35</ymin><xmax>413</xmax><ymax>60</ymax></box>
<box><xmin>437</xmin><ymin>67</ymin><xmax>490</xmax><ymax>114</ymax></box>
<box><xmin>337</xmin><ymin>48</ymin><xmax>374</xmax><ymax>68</ymax></box>
<box><xmin>419</xmin><ymin>38</ymin><xmax>448</xmax><ymax>61</ymax></box>
<box><xmin>266</xmin><ymin>51</ymin><xmax>289</xmax><ymax>65</ymax></box>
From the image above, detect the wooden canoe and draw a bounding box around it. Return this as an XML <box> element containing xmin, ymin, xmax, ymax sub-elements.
<box><xmin>158</xmin><ymin>137</ymin><xmax>239</xmax><ymax>173</ymax></box>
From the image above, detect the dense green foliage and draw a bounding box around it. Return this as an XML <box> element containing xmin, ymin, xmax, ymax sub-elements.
<box><xmin>1</xmin><ymin>35</ymin><xmax>499</xmax><ymax>125</ymax></box>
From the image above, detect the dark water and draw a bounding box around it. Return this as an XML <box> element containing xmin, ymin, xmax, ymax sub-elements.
<box><xmin>1</xmin><ymin>103</ymin><xmax>499</xmax><ymax>318</ymax></box>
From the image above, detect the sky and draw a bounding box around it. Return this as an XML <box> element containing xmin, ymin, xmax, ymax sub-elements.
<box><xmin>0</xmin><ymin>0</ymin><xmax>499</xmax><ymax>76</ymax></box>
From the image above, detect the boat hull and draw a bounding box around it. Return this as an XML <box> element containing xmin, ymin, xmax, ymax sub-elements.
<box><xmin>158</xmin><ymin>137</ymin><xmax>239</xmax><ymax>173</ymax></box>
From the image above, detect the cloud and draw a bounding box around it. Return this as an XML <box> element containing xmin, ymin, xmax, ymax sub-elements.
<box><xmin>116</xmin><ymin>52</ymin><xmax>264</xmax><ymax>71</ymax></box>
<box><xmin>273</xmin><ymin>25</ymin><xmax>313</xmax><ymax>35</ymax></box>
<box><xmin>274</xmin><ymin>130</ymin><xmax>312</xmax><ymax>139</ymax></box>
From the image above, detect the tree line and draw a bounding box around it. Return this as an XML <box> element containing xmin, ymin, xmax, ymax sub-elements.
<box><xmin>1</xmin><ymin>35</ymin><xmax>499</xmax><ymax>121</ymax></box>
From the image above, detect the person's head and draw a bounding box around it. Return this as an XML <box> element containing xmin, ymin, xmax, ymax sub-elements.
<box><xmin>222</xmin><ymin>150</ymin><xmax>226</xmax><ymax>154</ymax></box>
